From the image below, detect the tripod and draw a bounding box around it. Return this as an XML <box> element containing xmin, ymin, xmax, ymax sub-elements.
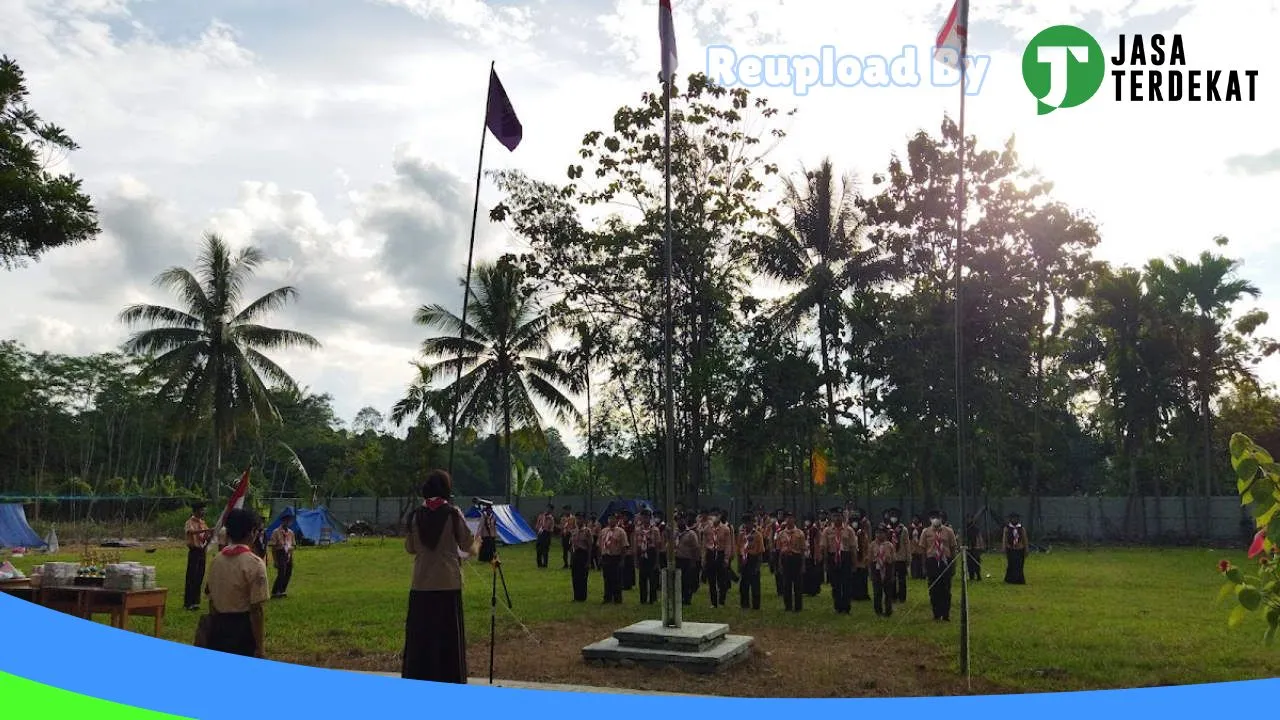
<box><xmin>487</xmin><ymin>550</ymin><xmax>513</xmax><ymax>685</ymax></box>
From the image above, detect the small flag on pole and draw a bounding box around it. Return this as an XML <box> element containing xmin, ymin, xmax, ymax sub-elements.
<box><xmin>812</xmin><ymin>449</ymin><xmax>828</xmax><ymax>487</ymax></box>
<box><xmin>934</xmin><ymin>0</ymin><xmax>969</xmax><ymax>69</ymax></box>
<box><xmin>486</xmin><ymin>68</ymin><xmax>522</xmax><ymax>152</ymax></box>
<box><xmin>659</xmin><ymin>0</ymin><xmax>678</xmax><ymax>82</ymax></box>
<box><xmin>205</xmin><ymin>466</ymin><xmax>251</xmax><ymax>550</ymax></box>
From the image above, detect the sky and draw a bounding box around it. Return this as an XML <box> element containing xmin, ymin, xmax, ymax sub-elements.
<box><xmin>2</xmin><ymin>0</ymin><xmax>1278</xmax><ymax>455</ymax></box>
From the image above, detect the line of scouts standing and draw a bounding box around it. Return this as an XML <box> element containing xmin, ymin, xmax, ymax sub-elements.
<box><xmin>532</xmin><ymin>504</ymin><xmax>1031</xmax><ymax>619</ymax></box>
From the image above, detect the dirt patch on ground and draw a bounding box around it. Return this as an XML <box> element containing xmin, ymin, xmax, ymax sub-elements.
<box><xmin>283</xmin><ymin>620</ymin><xmax>1008</xmax><ymax>698</ymax></box>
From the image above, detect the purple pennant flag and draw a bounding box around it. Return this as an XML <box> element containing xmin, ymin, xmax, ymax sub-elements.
<box><xmin>485</xmin><ymin>68</ymin><xmax>522</xmax><ymax>152</ymax></box>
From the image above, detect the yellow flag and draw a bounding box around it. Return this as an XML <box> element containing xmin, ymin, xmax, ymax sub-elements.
<box><xmin>812</xmin><ymin>449</ymin><xmax>828</xmax><ymax>487</ymax></box>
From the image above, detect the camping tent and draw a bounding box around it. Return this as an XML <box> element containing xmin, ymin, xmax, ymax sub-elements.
<box><xmin>265</xmin><ymin>506</ymin><xmax>348</xmax><ymax>545</ymax></box>
<box><xmin>597</xmin><ymin>498</ymin><xmax>657</xmax><ymax>525</ymax></box>
<box><xmin>463</xmin><ymin>504</ymin><xmax>536</xmax><ymax>545</ymax></box>
<box><xmin>0</xmin><ymin>504</ymin><xmax>47</xmax><ymax>549</ymax></box>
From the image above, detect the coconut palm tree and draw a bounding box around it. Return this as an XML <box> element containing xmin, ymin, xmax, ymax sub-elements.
<box><xmin>1160</xmin><ymin>242</ymin><xmax>1261</xmax><ymax>532</ymax></box>
<box><xmin>396</xmin><ymin>258</ymin><xmax>579</xmax><ymax>502</ymax></box>
<box><xmin>118</xmin><ymin>233</ymin><xmax>321</xmax><ymax>494</ymax></box>
<box><xmin>752</xmin><ymin>158</ymin><xmax>889</xmax><ymax>496</ymax></box>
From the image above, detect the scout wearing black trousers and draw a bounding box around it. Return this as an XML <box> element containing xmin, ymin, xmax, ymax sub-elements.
<box><xmin>737</xmin><ymin>515</ymin><xmax>765</xmax><ymax>610</ymax></box>
<box><xmin>476</xmin><ymin>504</ymin><xmax>498</xmax><ymax>563</ymax></box>
<box><xmin>850</xmin><ymin>511</ymin><xmax>871</xmax><ymax>602</ymax></box>
<box><xmin>183</xmin><ymin>501</ymin><xmax>211</xmax><ymax>611</ymax></box>
<box><xmin>869</xmin><ymin>525</ymin><xmax>897</xmax><ymax>617</ymax></box>
<box><xmin>965</xmin><ymin>515</ymin><xmax>985</xmax><ymax>581</ymax></box>
<box><xmin>570</xmin><ymin>513</ymin><xmax>592</xmax><ymax>602</ymax></box>
<box><xmin>559</xmin><ymin>506</ymin><xmax>576</xmax><ymax>569</ymax></box>
<box><xmin>269</xmin><ymin>511</ymin><xmax>296</xmax><ymax>599</ymax></box>
<box><xmin>675</xmin><ymin>517</ymin><xmax>700</xmax><ymax>605</ymax></box>
<box><xmin>886</xmin><ymin>508</ymin><xmax>909</xmax><ymax>602</ymax></box>
<box><xmin>703</xmin><ymin>512</ymin><xmax>734</xmax><ymax>607</ymax></box>
<box><xmin>820</xmin><ymin>510</ymin><xmax>856</xmax><ymax>614</ymax></box>
<box><xmin>534</xmin><ymin>504</ymin><xmax>555</xmax><ymax>568</ymax></box>
<box><xmin>803</xmin><ymin>514</ymin><xmax>824</xmax><ymax>596</ymax></box>
<box><xmin>598</xmin><ymin>513</ymin><xmax>629</xmax><ymax>603</ymax></box>
<box><xmin>920</xmin><ymin>510</ymin><xmax>959</xmax><ymax>621</ymax></box>
<box><xmin>1003</xmin><ymin>513</ymin><xmax>1028</xmax><ymax>584</ymax></box>
<box><xmin>909</xmin><ymin>516</ymin><xmax>926</xmax><ymax>580</ymax></box>
<box><xmin>776</xmin><ymin>512</ymin><xmax>807</xmax><ymax>612</ymax></box>
<box><xmin>634</xmin><ymin>509</ymin><xmax>662</xmax><ymax>605</ymax></box>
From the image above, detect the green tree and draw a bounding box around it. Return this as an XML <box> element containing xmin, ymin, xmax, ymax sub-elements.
<box><xmin>0</xmin><ymin>56</ymin><xmax>99</xmax><ymax>268</ymax></box>
<box><xmin>396</xmin><ymin>257</ymin><xmax>579</xmax><ymax>502</ymax></box>
<box><xmin>118</xmin><ymin>233</ymin><xmax>321</xmax><ymax>493</ymax></box>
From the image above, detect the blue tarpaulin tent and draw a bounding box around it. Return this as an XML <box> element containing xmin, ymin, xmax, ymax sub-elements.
<box><xmin>0</xmin><ymin>504</ymin><xmax>46</xmax><ymax>548</ymax></box>
<box><xmin>597</xmin><ymin>498</ymin><xmax>657</xmax><ymax>525</ymax></box>
<box><xmin>266</xmin><ymin>506</ymin><xmax>348</xmax><ymax>545</ymax></box>
<box><xmin>463</xmin><ymin>504</ymin><xmax>536</xmax><ymax>545</ymax></box>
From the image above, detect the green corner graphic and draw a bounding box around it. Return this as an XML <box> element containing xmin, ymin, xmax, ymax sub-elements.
<box><xmin>0</xmin><ymin>671</ymin><xmax>192</xmax><ymax>719</ymax></box>
<box><xmin>1021</xmin><ymin>25</ymin><xmax>1106</xmax><ymax>114</ymax></box>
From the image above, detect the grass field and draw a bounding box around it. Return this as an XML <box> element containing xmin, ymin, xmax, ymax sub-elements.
<box><xmin>8</xmin><ymin>541</ymin><xmax>1280</xmax><ymax>697</ymax></box>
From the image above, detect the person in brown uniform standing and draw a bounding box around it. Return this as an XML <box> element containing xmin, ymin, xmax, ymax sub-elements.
<box><xmin>634</xmin><ymin>509</ymin><xmax>662</xmax><ymax>605</ymax></box>
<box><xmin>820</xmin><ymin>509</ymin><xmax>856</xmax><ymax>614</ymax></box>
<box><xmin>704</xmin><ymin>511</ymin><xmax>733</xmax><ymax>607</ymax></box>
<box><xmin>598</xmin><ymin>513</ymin><xmax>629</xmax><ymax>604</ymax></box>
<box><xmin>886</xmin><ymin>508</ymin><xmax>910</xmax><ymax>603</ymax></box>
<box><xmin>1002</xmin><ymin>512</ymin><xmax>1028</xmax><ymax>584</ymax></box>
<box><xmin>909</xmin><ymin>515</ymin><xmax>926</xmax><ymax>580</ymax></box>
<box><xmin>921</xmin><ymin>509</ymin><xmax>959</xmax><ymax>621</ymax></box>
<box><xmin>737</xmin><ymin>514</ymin><xmax>765</xmax><ymax>610</ymax></box>
<box><xmin>777</xmin><ymin>511</ymin><xmax>807</xmax><ymax>613</ymax></box>
<box><xmin>559</xmin><ymin>506</ymin><xmax>576</xmax><ymax>569</ymax></box>
<box><xmin>850</xmin><ymin>510</ymin><xmax>871</xmax><ymax>602</ymax></box>
<box><xmin>869</xmin><ymin>524</ymin><xmax>898</xmax><ymax>617</ymax></box>
<box><xmin>534</xmin><ymin>504</ymin><xmax>555</xmax><ymax>569</ymax></box>
<box><xmin>570</xmin><ymin>513</ymin><xmax>593</xmax><ymax>602</ymax></box>
<box><xmin>674</xmin><ymin>515</ymin><xmax>700</xmax><ymax>605</ymax></box>
<box><xmin>184</xmin><ymin>501</ymin><xmax>212</xmax><ymax>611</ymax></box>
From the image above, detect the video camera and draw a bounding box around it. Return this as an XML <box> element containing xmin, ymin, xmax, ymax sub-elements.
<box><xmin>472</xmin><ymin>497</ymin><xmax>496</xmax><ymax>513</ymax></box>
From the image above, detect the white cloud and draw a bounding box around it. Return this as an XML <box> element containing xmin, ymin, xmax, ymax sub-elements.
<box><xmin>1</xmin><ymin>0</ymin><xmax>1278</xmax><ymax>451</ymax></box>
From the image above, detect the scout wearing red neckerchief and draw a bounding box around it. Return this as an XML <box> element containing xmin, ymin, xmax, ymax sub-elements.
<box><xmin>776</xmin><ymin>511</ymin><xmax>807</xmax><ymax>612</ymax></box>
<box><xmin>535</xmin><ymin>505</ymin><xmax>556</xmax><ymax>569</ymax></box>
<box><xmin>908</xmin><ymin>515</ymin><xmax>926</xmax><ymax>580</ymax></box>
<box><xmin>558</xmin><ymin>507</ymin><xmax>576</xmax><ymax>569</ymax></box>
<box><xmin>819</xmin><ymin>509</ymin><xmax>857</xmax><ymax>614</ymax></box>
<box><xmin>634</xmin><ymin>509</ymin><xmax>663</xmax><ymax>604</ymax></box>
<box><xmin>1002</xmin><ymin>512</ymin><xmax>1029</xmax><ymax>585</ymax></box>
<box><xmin>884</xmin><ymin>507</ymin><xmax>910</xmax><ymax>603</ymax></box>
<box><xmin>737</xmin><ymin>514</ymin><xmax>765</xmax><ymax>610</ymax></box>
<box><xmin>921</xmin><ymin>509</ymin><xmax>959</xmax><ymax>621</ymax></box>
<box><xmin>869</xmin><ymin>524</ymin><xmax>898</xmax><ymax>617</ymax></box>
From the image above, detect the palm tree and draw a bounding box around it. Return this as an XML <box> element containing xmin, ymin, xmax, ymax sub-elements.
<box><xmin>118</xmin><ymin>233</ymin><xmax>321</xmax><ymax>494</ymax></box>
<box><xmin>752</xmin><ymin>158</ymin><xmax>889</xmax><ymax>497</ymax></box>
<box><xmin>396</xmin><ymin>258</ymin><xmax>579</xmax><ymax>503</ymax></box>
<box><xmin>1162</xmin><ymin>242</ymin><xmax>1261</xmax><ymax>533</ymax></box>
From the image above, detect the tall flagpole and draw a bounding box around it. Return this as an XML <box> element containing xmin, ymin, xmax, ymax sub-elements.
<box><xmin>660</xmin><ymin>72</ymin><xmax>680</xmax><ymax>629</ymax></box>
<box><xmin>448</xmin><ymin>60</ymin><xmax>493</xmax><ymax>477</ymax></box>
<box><xmin>953</xmin><ymin>8</ymin><xmax>972</xmax><ymax>685</ymax></box>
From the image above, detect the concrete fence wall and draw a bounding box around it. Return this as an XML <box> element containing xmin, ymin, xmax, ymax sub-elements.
<box><xmin>270</xmin><ymin>494</ymin><xmax>1254</xmax><ymax>544</ymax></box>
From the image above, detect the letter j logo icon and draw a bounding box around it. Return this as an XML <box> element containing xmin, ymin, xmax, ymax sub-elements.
<box><xmin>1022</xmin><ymin>25</ymin><xmax>1105</xmax><ymax>115</ymax></box>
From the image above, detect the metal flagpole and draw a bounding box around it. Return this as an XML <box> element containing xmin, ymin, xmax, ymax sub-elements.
<box><xmin>660</xmin><ymin>72</ymin><xmax>681</xmax><ymax>629</ymax></box>
<box><xmin>448</xmin><ymin>60</ymin><xmax>493</xmax><ymax>477</ymax></box>
<box><xmin>953</xmin><ymin>6</ymin><xmax>972</xmax><ymax>685</ymax></box>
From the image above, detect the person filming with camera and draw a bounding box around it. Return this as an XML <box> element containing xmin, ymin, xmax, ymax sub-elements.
<box><xmin>401</xmin><ymin>470</ymin><xmax>478</xmax><ymax>684</ymax></box>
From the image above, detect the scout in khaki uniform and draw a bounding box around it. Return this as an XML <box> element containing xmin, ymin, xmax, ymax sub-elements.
<box><xmin>598</xmin><ymin>513</ymin><xmax>629</xmax><ymax>604</ymax></box>
<box><xmin>921</xmin><ymin>509</ymin><xmax>959</xmax><ymax>621</ymax></box>
<box><xmin>703</xmin><ymin>511</ymin><xmax>733</xmax><ymax>607</ymax></box>
<box><xmin>737</xmin><ymin>514</ymin><xmax>765</xmax><ymax>610</ymax></box>
<box><xmin>534</xmin><ymin>504</ymin><xmax>556</xmax><ymax>568</ymax></box>
<box><xmin>803</xmin><ymin>513</ymin><xmax>823</xmax><ymax>596</ymax></box>
<box><xmin>559</xmin><ymin>506</ymin><xmax>576</xmax><ymax>569</ymax></box>
<box><xmin>570</xmin><ymin>513</ymin><xmax>593</xmax><ymax>602</ymax></box>
<box><xmin>869</xmin><ymin>524</ymin><xmax>898</xmax><ymax>617</ymax></box>
<box><xmin>1002</xmin><ymin>512</ymin><xmax>1028</xmax><ymax>584</ymax></box>
<box><xmin>909</xmin><ymin>515</ymin><xmax>926</xmax><ymax>579</ymax></box>
<box><xmin>268</xmin><ymin>511</ymin><xmax>296</xmax><ymax>599</ymax></box>
<box><xmin>675</xmin><ymin>515</ymin><xmax>700</xmax><ymax>605</ymax></box>
<box><xmin>850</xmin><ymin>510</ymin><xmax>871</xmax><ymax>602</ymax></box>
<box><xmin>819</xmin><ymin>509</ymin><xmax>856</xmax><ymax>614</ymax></box>
<box><xmin>777</xmin><ymin>512</ymin><xmax>807</xmax><ymax>612</ymax></box>
<box><xmin>184</xmin><ymin>501</ymin><xmax>212</xmax><ymax>611</ymax></box>
<box><xmin>964</xmin><ymin>514</ymin><xmax>985</xmax><ymax>582</ymax></box>
<box><xmin>886</xmin><ymin>508</ymin><xmax>910</xmax><ymax>602</ymax></box>
<box><xmin>634</xmin><ymin>509</ymin><xmax>662</xmax><ymax>605</ymax></box>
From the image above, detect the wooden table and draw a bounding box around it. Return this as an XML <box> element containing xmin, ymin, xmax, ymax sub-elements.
<box><xmin>0</xmin><ymin>579</ymin><xmax>35</xmax><ymax>602</ymax></box>
<box><xmin>25</xmin><ymin>585</ymin><xmax>168</xmax><ymax>637</ymax></box>
<box><xmin>81</xmin><ymin>587</ymin><xmax>168</xmax><ymax>636</ymax></box>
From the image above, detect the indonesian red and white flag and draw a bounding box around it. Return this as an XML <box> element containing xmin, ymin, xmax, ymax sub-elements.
<box><xmin>205</xmin><ymin>466</ymin><xmax>250</xmax><ymax>550</ymax></box>
<box><xmin>659</xmin><ymin>0</ymin><xmax>678</xmax><ymax>82</ymax></box>
<box><xmin>934</xmin><ymin>0</ymin><xmax>969</xmax><ymax>69</ymax></box>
